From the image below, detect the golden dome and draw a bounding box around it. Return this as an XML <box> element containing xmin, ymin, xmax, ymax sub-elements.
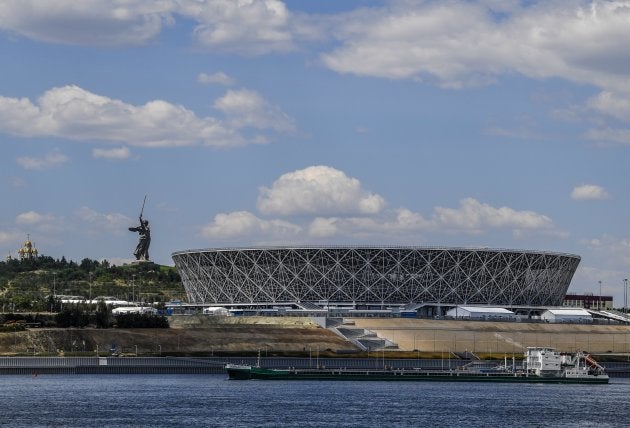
<box><xmin>17</xmin><ymin>235</ymin><xmax>39</xmax><ymax>260</ymax></box>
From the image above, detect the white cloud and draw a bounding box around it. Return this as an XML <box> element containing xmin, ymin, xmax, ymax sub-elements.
<box><xmin>2</xmin><ymin>0</ymin><xmax>630</xmax><ymax>94</ymax></box>
<box><xmin>305</xmin><ymin>199</ymin><xmax>554</xmax><ymax>241</ymax></box>
<box><xmin>15</xmin><ymin>211</ymin><xmax>54</xmax><ymax>225</ymax></box>
<box><xmin>197</xmin><ymin>72</ymin><xmax>236</xmax><ymax>86</ymax></box>
<box><xmin>92</xmin><ymin>146</ymin><xmax>131</xmax><ymax>160</ymax></box>
<box><xmin>16</xmin><ymin>149</ymin><xmax>68</xmax><ymax>170</ymax></box>
<box><xmin>587</xmin><ymin>91</ymin><xmax>630</xmax><ymax>122</ymax></box>
<box><xmin>0</xmin><ymin>229</ymin><xmax>20</xmax><ymax>245</ymax></box>
<box><xmin>214</xmin><ymin>88</ymin><xmax>295</xmax><ymax>132</ymax></box>
<box><xmin>586</xmin><ymin>127</ymin><xmax>630</xmax><ymax>145</ymax></box>
<box><xmin>257</xmin><ymin>165</ymin><xmax>386</xmax><ymax>216</ymax></box>
<box><xmin>571</xmin><ymin>184</ymin><xmax>610</xmax><ymax>200</ymax></box>
<box><xmin>200</xmin><ymin>166</ymin><xmax>558</xmax><ymax>244</ymax></box>
<box><xmin>0</xmin><ymin>85</ymin><xmax>293</xmax><ymax>148</ymax></box>
<box><xmin>583</xmin><ymin>234</ymin><xmax>630</xmax><ymax>268</ymax></box>
<box><xmin>432</xmin><ymin>198</ymin><xmax>554</xmax><ymax>232</ymax></box>
<box><xmin>0</xmin><ymin>0</ymin><xmax>174</xmax><ymax>46</ymax></box>
<box><xmin>321</xmin><ymin>1</ymin><xmax>630</xmax><ymax>92</ymax></box>
<box><xmin>308</xmin><ymin>217</ymin><xmax>338</xmax><ymax>238</ymax></box>
<box><xmin>183</xmin><ymin>0</ymin><xmax>294</xmax><ymax>55</ymax></box>
<box><xmin>75</xmin><ymin>206</ymin><xmax>132</xmax><ymax>234</ymax></box>
<box><xmin>0</xmin><ymin>0</ymin><xmax>297</xmax><ymax>54</ymax></box>
<box><xmin>14</xmin><ymin>211</ymin><xmax>64</xmax><ymax>234</ymax></box>
<box><xmin>306</xmin><ymin>211</ymin><xmax>430</xmax><ymax>241</ymax></box>
<box><xmin>201</xmin><ymin>211</ymin><xmax>301</xmax><ymax>240</ymax></box>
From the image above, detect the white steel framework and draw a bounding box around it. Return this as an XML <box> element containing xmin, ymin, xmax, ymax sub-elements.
<box><xmin>171</xmin><ymin>247</ymin><xmax>580</xmax><ymax>307</ymax></box>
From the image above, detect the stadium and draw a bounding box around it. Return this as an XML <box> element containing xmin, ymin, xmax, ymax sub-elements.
<box><xmin>171</xmin><ymin>246</ymin><xmax>580</xmax><ymax>315</ymax></box>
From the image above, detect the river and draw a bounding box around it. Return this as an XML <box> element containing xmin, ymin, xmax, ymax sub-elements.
<box><xmin>1</xmin><ymin>374</ymin><xmax>628</xmax><ymax>427</ymax></box>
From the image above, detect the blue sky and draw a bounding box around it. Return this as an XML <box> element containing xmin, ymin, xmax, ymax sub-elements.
<box><xmin>1</xmin><ymin>0</ymin><xmax>629</xmax><ymax>304</ymax></box>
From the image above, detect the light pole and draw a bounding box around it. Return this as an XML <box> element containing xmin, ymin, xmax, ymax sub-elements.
<box><xmin>89</xmin><ymin>272</ymin><xmax>93</xmax><ymax>303</ymax></box>
<box><xmin>598</xmin><ymin>280</ymin><xmax>602</xmax><ymax>310</ymax></box>
<box><xmin>624</xmin><ymin>278</ymin><xmax>628</xmax><ymax>314</ymax></box>
<box><xmin>132</xmin><ymin>274</ymin><xmax>136</xmax><ymax>303</ymax></box>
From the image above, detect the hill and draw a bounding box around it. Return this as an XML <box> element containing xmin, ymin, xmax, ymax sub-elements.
<box><xmin>0</xmin><ymin>257</ymin><xmax>185</xmax><ymax>312</ymax></box>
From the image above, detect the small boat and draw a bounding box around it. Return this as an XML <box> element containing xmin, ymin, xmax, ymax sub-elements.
<box><xmin>225</xmin><ymin>348</ymin><xmax>609</xmax><ymax>384</ymax></box>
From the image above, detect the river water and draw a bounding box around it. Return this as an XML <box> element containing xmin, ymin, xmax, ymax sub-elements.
<box><xmin>1</xmin><ymin>374</ymin><xmax>628</xmax><ymax>427</ymax></box>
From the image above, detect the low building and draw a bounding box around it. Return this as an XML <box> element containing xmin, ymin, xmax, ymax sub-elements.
<box><xmin>112</xmin><ymin>306</ymin><xmax>157</xmax><ymax>315</ymax></box>
<box><xmin>541</xmin><ymin>308</ymin><xmax>592</xmax><ymax>323</ymax></box>
<box><xmin>446</xmin><ymin>306</ymin><xmax>516</xmax><ymax>320</ymax></box>
<box><xmin>202</xmin><ymin>306</ymin><xmax>229</xmax><ymax>316</ymax></box>
<box><xmin>563</xmin><ymin>293</ymin><xmax>613</xmax><ymax>310</ymax></box>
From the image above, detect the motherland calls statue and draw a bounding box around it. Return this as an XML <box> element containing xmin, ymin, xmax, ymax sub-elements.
<box><xmin>128</xmin><ymin>196</ymin><xmax>151</xmax><ymax>261</ymax></box>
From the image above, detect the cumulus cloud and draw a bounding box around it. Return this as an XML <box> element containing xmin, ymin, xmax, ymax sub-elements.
<box><xmin>257</xmin><ymin>165</ymin><xmax>386</xmax><ymax>216</ymax></box>
<box><xmin>75</xmin><ymin>206</ymin><xmax>132</xmax><ymax>234</ymax></box>
<box><xmin>0</xmin><ymin>0</ymin><xmax>174</xmax><ymax>46</ymax></box>
<box><xmin>571</xmin><ymin>184</ymin><xmax>610</xmax><ymax>200</ymax></box>
<box><xmin>307</xmin><ymin>211</ymin><xmax>431</xmax><ymax>241</ymax></box>
<box><xmin>201</xmin><ymin>166</ymin><xmax>558</xmax><ymax>244</ymax></box>
<box><xmin>0</xmin><ymin>0</ymin><xmax>296</xmax><ymax>54</ymax></box>
<box><xmin>92</xmin><ymin>146</ymin><xmax>131</xmax><ymax>160</ymax></box>
<box><xmin>432</xmin><ymin>198</ymin><xmax>554</xmax><ymax>232</ymax></box>
<box><xmin>14</xmin><ymin>210</ymin><xmax>63</xmax><ymax>233</ymax></box>
<box><xmin>15</xmin><ymin>211</ymin><xmax>54</xmax><ymax>225</ymax></box>
<box><xmin>16</xmin><ymin>149</ymin><xmax>68</xmax><ymax>170</ymax></box>
<box><xmin>305</xmin><ymin>200</ymin><xmax>555</xmax><ymax>241</ymax></box>
<box><xmin>197</xmin><ymin>72</ymin><xmax>236</xmax><ymax>86</ymax></box>
<box><xmin>3</xmin><ymin>0</ymin><xmax>630</xmax><ymax>95</ymax></box>
<box><xmin>587</xmin><ymin>91</ymin><xmax>630</xmax><ymax>122</ymax></box>
<box><xmin>201</xmin><ymin>211</ymin><xmax>301</xmax><ymax>240</ymax></box>
<box><xmin>214</xmin><ymin>88</ymin><xmax>295</xmax><ymax>132</ymax></box>
<box><xmin>182</xmin><ymin>0</ymin><xmax>294</xmax><ymax>55</ymax></box>
<box><xmin>321</xmin><ymin>1</ymin><xmax>630</xmax><ymax>92</ymax></box>
<box><xmin>0</xmin><ymin>85</ymin><xmax>293</xmax><ymax>148</ymax></box>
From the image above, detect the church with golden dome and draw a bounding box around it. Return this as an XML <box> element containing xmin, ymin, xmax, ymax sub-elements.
<box><xmin>7</xmin><ymin>235</ymin><xmax>40</xmax><ymax>261</ymax></box>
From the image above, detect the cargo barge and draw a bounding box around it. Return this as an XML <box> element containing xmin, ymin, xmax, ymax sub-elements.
<box><xmin>226</xmin><ymin>347</ymin><xmax>609</xmax><ymax>384</ymax></box>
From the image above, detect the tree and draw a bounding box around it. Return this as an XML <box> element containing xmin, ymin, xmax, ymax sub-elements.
<box><xmin>55</xmin><ymin>305</ymin><xmax>89</xmax><ymax>328</ymax></box>
<box><xmin>94</xmin><ymin>300</ymin><xmax>112</xmax><ymax>328</ymax></box>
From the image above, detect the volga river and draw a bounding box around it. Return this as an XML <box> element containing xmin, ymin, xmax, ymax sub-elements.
<box><xmin>0</xmin><ymin>374</ymin><xmax>628</xmax><ymax>427</ymax></box>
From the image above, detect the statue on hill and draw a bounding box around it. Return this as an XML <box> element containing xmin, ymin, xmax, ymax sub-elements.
<box><xmin>128</xmin><ymin>196</ymin><xmax>151</xmax><ymax>261</ymax></box>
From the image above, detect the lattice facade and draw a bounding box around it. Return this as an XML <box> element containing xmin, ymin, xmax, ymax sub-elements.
<box><xmin>171</xmin><ymin>247</ymin><xmax>580</xmax><ymax>307</ymax></box>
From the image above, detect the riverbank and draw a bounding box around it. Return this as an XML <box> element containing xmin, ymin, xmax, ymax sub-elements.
<box><xmin>2</xmin><ymin>315</ymin><xmax>630</xmax><ymax>358</ymax></box>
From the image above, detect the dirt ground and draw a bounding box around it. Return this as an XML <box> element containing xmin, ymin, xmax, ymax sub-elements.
<box><xmin>3</xmin><ymin>316</ymin><xmax>630</xmax><ymax>357</ymax></box>
<box><xmin>351</xmin><ymin>318</ymin><xmax>630</xmax><ymax>354</ymax></box>
<box><xmin>0</xmin><ymin>316</ymin><xmax>355</xmax><ymax>356</ymax></box>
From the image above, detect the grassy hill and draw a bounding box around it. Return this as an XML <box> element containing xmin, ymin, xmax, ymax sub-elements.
<box><xmin>0</xmin><ymin>256</ymin><xmax>185</xmax><ymax>312</ymax></box>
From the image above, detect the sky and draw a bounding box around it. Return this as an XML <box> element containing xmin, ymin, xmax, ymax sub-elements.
<box><xmin>1</xmin><ymin>0</ymin><xmax>629</xmax><ymax>304</ymax></box>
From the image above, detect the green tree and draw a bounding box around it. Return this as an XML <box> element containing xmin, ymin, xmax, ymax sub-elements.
<box><xmin>94</xmin><ymin>300</ymin><xmax>112</xmax><ymax>328</ymax></box>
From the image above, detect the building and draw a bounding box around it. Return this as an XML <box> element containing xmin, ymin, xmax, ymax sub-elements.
<box><xmin>541</xmin><ymin>308</ymin><xmax>592</xmax><ymax>323</ymax></box>
<box><xmin>111</xmin><ymin>306</ymin><xmax>157</xmax><ymax>315</ymax></box>
<box><xmin>446</xmin><ymin>306</ymin><xmax>516</xmax><ymax>320</ymax></box>
<box><xmin>172</xmin><ymin>246</ymin><xmax>580</xmax><ymax>312</ymax></box>
<box><xmin>15</xmin><ymin>235</ymin><xmax>39</xmax><ymax>261</ymax></box>
<box><xmin>563</xmin><ymin>293</ymin><xmax>613</xmax><ymax>311</ymax></box>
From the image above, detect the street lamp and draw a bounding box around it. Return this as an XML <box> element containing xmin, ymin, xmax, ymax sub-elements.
<box><xmin>598</xmin><ymin>280</ymin><xmax>602</xmax><ymax>310</ymax></box>
<box><xmin>89</xmin><ymin>272</ymin><xmax>93</xmax><ymax>303</ymax></box>
<box><xmin>624</xmin><ymin>278</ymin><xmax>628</xmax><ymax>314</ymax></box>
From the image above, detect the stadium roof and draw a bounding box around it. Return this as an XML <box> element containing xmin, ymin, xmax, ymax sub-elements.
<box><xmin>172</xmin><ymin>245</ymin><xmax>580</xmax><ymax>259</ymax></box>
